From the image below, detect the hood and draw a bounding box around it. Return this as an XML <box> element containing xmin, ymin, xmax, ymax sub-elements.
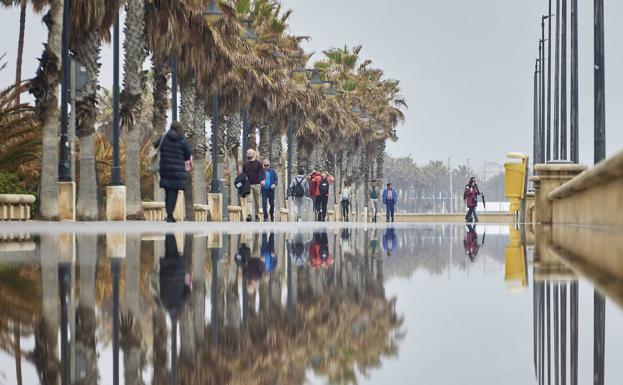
<box><xmin>166</xmin><ymin>129</ymin><xmax>183</xmax><ymax>141</ymax></box>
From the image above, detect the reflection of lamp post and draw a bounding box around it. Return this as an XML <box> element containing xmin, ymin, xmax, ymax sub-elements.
<box><xmin>211</xmin><ymin>248</ymin><xmax>220</xmax><ymax>345</ymax></box>
<box><xmin>111</xmin><ymin>257</ymin><xmax>120</xmax><ymax>385</ymax></box>
<box><xmin>59</xmin><ymin>262</ymin><xmax>71</xmax><ymax>385</ymax></box>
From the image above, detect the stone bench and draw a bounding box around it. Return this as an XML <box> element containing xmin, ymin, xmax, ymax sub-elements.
<box><xmin>0</xmin><ymin>194</ymin><xmax>36</xmax><ymax>221</ymax></box>
<box><xmin>194</xmin><ymin>204</ymin><xmax>211</xmax><ymax>222</ymax></box>
<box><xmin>228</xmin><ymin>206</ymin><xmax>242</xmax><ymax>222</ymax></box>
<box><xmin>142</xmin><ymin>202</ymin><xmax>166</xmax><ymax>221</ymax></box>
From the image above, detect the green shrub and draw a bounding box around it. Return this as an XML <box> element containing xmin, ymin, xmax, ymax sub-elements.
<box><xmin>0</xmin><ymin>171</ymin><xmax>28</xmax><ymax>194</ymax></box>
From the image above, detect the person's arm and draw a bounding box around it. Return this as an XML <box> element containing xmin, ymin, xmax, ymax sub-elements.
<box><xmin>271</xmin><ymin>170</ymin><xmax>278</xmax><ymax>188</ymax></box>
<box><xmin>328</xmin><ymin>175</ymin><xmax>335</xmax><ymax>183</ymax></box>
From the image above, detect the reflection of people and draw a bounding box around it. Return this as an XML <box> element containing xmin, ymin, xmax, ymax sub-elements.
<box><xmin>382</xmin><ymin>227</ymin><xmax>396</xmax><ymax>256</ymax></box>
<box><xmin>235</xmin><ymin>242</ymin><xmax>265</xmax><ymax>294</ymax></box>
<box><xmin>463</xmin><ymin>224</ymin><xmax>480</xmax><ymax>261</ymax></box>
<box><xmin>261</xmin><ymin>232</ymin><xmax>278</xmax><ymax>273</ymax></box>
<box><xmin>310</xmin><ymin>232</ymin><xmax>334</xmax><ymax>268</ymax></box>
<box><xmin>291</xmin><ymin>233</ymin><xmax>308</xmax><ymax>266</ymax></box>
<box><xmin>159</xmin><ymin>234</ymin><xmax>191</xmax><ymax>318</ymax></box>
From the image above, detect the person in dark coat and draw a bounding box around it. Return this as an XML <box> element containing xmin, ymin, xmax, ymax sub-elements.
<box><xmin>157</xmin><ymin>122</ymin><xmax>192</xmax><ymax>222</ymax></box>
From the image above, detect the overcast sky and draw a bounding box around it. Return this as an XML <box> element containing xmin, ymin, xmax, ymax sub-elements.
<box><xmin>1</xmin><ymin>1</ymin><xmax>622</xmax><ymax>170</ymax></box>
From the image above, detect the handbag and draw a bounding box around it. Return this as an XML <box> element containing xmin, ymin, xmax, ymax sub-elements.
<box><xmin>148</xmin><ymin>134</ymin><xmax>165</xmax><ymax>175</ymax></box>
<box><xmin>185</xmin><ymin>156</ymin><xmax>193</xmax><ymax>172</ymax></box>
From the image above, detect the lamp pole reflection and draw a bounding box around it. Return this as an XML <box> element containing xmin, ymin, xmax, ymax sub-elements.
<box><xmin>211</xmin><ymin>248</ymin><xmax>220</xmax><ymax>346</ymax></box>
<box><xmin>111</xmin><ymin>257</ymin><xmax>120</xmax><ymax>385</ymax></box>
<box><xmin>59</xmin><ymin>261</ymin><xmax>71</xmax><ymax>385</ymax></box>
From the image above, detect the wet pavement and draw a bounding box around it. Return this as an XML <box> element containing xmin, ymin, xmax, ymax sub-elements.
<box><xmin>1</xmin><ymin>223</ymin><xmax>623</xmax><ymax>384</ymax></box>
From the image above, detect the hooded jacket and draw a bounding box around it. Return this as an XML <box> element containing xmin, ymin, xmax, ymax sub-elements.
<box><xmin>158</xmin><ymin>129</ymin><xmax>192</xmax><ymax>190</ymax></box>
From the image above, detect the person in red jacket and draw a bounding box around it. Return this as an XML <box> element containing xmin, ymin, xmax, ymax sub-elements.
<box><xmin>310</xmin><ymin>170</ymin><xmax>334</xmax><ymax>221</ymax></box>
<box><xmin>463</xmin><ymin>177</ymin><xmax>480</xmax><ymax>222</ymax></box>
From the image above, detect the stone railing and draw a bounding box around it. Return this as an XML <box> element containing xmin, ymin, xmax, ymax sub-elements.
<box><xmin>0</xmin><ymin>194</ymin><xmax>36</xmax><ymax>221</ymax></box>
<box><xmin>142</xmin><ymin>202</ymin><xmax>165</xmax><ymax>221</ymax></box>
<box><xmin>546</xmin><ymin>149</ymin><xmax>623</xmax><ymax>226</ymax></box>
<box><xmin>194</xmin><ymin>204</ymin><xmax>211</xmax><ymax>222</ymax></box>
<box><xmin>228</xmin><ymin>206</ymin><xmax>242</xmax><ymax>222</ymax></box>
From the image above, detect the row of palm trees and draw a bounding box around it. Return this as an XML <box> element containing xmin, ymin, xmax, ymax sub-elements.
<box><xmin>2</xmin><ymin>0</ymin><xmax>407</xmax><ymax>220</ymax></box>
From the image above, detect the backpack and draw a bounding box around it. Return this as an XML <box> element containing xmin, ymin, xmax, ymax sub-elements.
<box><xmin>147</xmin><ymin>134</ymin><xmax>166</xmax><ymax>175</ymax></box>
<box><xmin>291</xmin><ymin>177</ymin><xmax>305</xmax><ymax>198</ymax></box>
<box><xmin>370</xmin><ymin>189</ymin><xmax>378</xmax><ymax>200</ymax></box>
<box><xmin>234</xmin><ymin>173</ymin><xmax>251</xmax><ymax>197</ymax></box>
<box><xmin>319</xmin><ymin>177</ymin><xmax>330</xmax><ymax>196</ymax></box>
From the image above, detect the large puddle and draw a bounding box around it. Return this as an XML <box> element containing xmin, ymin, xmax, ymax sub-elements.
<box><xmin>1</xmin><ymin>224</ymin><xmax>622</xmax><ymax>384</ymax></box>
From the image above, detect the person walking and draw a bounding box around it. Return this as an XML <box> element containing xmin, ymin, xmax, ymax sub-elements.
<box><xmin>289</xmin><ymin>168</ymin><xmax>310</xmax><ymax>221</ymax></box>
<box><xmin>463</xmin><ymin>224</ymin><xmax>480</xmax><ymax>261</ymax></box>
<box><xmin>309</xmin><ymin>170</ymin><xmax>321</xmax><ymax>217</ymax></box>
<box><xmin>463</xmin><ymin>177</ymin><xmax>480</xmax><ymax>222</ymax></box>
<box><xmin>370</xmin><ymin>184</ymin><xmax>379</xmax><ymax>223</ymax></box>
<box><xmin>157</xmin><ymin>122</ymin><xmax>192</xmax><ymax>223</ymax></box>
<box><xmin>340</xmin><ymin>181</ymin><xmax>351</xmax><ymax>222</ymax></box>
<box><xmin>242</xmin><ymin>149</ymin><xmax>263</xmax><ymax>221</ymax></box>
<box><xmin>260</xmin><ymin>159</ymin><xmax>278</xmax><ymax>222</ymax></box>
<box><xmin>382</xmin><ymin>183</ymin><xmax>398</xmax><ymax>223</ymax></box>
<box><xmin>311</xmin><ymin>171</ymin><xmax>334</xmax><ymax>221</ymax></box>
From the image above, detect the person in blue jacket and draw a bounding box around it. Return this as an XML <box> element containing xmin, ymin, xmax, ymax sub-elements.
<box><xmin>382</xmin><ymin>183</ymin><xmax>398</xmax><ymax>223</ymax></box>
<box><xmin>260</xmin><ymin>159</ymin><xmax>279</xmax><ymax>222</ymax></box>
<box><xmin>261</xmin><ymin>232</ymin><xmax>278</xmax><ymax>273</ymax></box>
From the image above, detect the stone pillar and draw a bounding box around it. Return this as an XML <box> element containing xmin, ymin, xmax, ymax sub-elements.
<box><xmin>208</xmin><ymin>193</ymin><xmax>223</xmax><ymax>222</ymax></box>
<box><xmin>58</xmin><ymin>181</ymin><xmax>76</xmax><ymax>221</ymax></box>
<box><xmin>533</xmin><ymin>164</ymin><xmax>587</xmax><ymax>224</ymax></box>
<box><xmin>106</xmin><ymin>185</ymin><xmax>126</xmax><ymax>221</ymax></box>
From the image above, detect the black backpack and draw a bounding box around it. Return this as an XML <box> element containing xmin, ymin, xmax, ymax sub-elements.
<box><xmin>319</xmin><ymin>177</ymin><xmax>330</xmax><ymax>196</ymax></box>
<box><xmin>291</xmin><ymin>177</ymin><xmax>305</xmax><ymax>197</ymax></box>
<box><xmin>234</xmin><ymin>173</ymin><xmax>251</xmax><ymax>197</ymax></box>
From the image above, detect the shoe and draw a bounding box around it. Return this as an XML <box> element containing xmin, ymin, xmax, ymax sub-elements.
<box><xmin>246</xmin><ymin>214</ymin><xmax>252</xmax><ymax>222</ymax></box>
<box><xmin>255</xmin><ymin>215</ymin><xmax>260</xmax><ymax>222</ymax></box>
<box><xmin>475</xmin><ymin>219</ymin><xmax>479</xmax><ymax>223</ymax></box>
<box><xmin>270</xmin><ymin>216</ymin><xmax>275</xmax><ymax>223</ymax></box>
<box><xmin>166</xmin><ymin>216</ymin><xmax>176</xmax><ymax>223</ymax></box>
<box><xmin>263</xmin><ymin>217</ymin><xmax>268</xmax><ymax>222</ymax></box>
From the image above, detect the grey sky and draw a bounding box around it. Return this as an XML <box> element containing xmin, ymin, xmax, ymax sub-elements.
<box><xmin>1</xmin><ymin>1</ymin><xmax>622</xmax><ymax>170</ymax></box>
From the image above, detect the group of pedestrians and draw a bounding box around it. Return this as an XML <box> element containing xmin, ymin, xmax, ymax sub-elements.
<box><xmin>153</xmin><ymin>121</ymin><xmax>408</xmax><ymax>224</ymax></box>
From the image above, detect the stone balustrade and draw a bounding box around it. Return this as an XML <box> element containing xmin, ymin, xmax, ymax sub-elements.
<box><xmin>194</xmin><ymin>204</ymin><xmax>211</xmax><ymax>222</ymax></box>
<box><xmin>0</xmin><ymin>194</ymin><xmax>36</xmax><ymax>221</ymax></box>
<box><xmin>228</xmin><ymin>206</ymin><xmax>242</xmax><ymax>222</ymax></box>
<box><xmin>142</xmin><ymin>202</ymin><xmax>166</xmax><ymax>221</ymax></box>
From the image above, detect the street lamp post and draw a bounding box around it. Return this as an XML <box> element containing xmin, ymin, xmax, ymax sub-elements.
<box><xmin>570</xmin><ymin>0</ymin><xmax>579</xmax><ymax>163</ymax></box>
<box><xmin>554</xmin><ymin>0</ymin><xmax>560</xmax><ymax>160</ymax></box>
<box><xmin>533</xmin><ymin>60</ymin><xmax>539</xmax><ymax>167</ymax></box>
<box><xmin>112</xmin><ymin>11</ymin><xmax>121</xmax><ymax>186</ymax></box>
<box><xmin>594</xmin><ymin>0</ymin><xmax>605</xmax><ymax>164</ymax></box>
<box><xmin>547</xmin><ymin>0</ymin><xmax>552</xmax><ymax>162</ymax></box>
<box><xmin>540</xmin><ymin>35</ymin><xmax>546</xmax><ymax>164</ymax></box>
<box><xmin>561</xmin><ymin>0</ymin><xmax>568</xmax><ymax>160</ymax></box>
<box><xmin>59</xmin><ymin>0</ymin><xmax>71</xmax><ymax>182</ymax></box>
<box><xmin>211</xmin><ymin>93</ymin><xmax>220</xmax><ymax>193</ymax></box>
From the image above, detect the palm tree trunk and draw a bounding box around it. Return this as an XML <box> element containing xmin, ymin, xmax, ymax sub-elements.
<box><xmin>192</xmin><ymin>93</ymin><xmax>207</xmax><ymax>206</ymax></box>
<box><xmin>180</xmin><ymin>80</ymin><xmax>196</xmax><ymax>220</ymax></box>
<box><xmin>151</xmin><ymin>53</ymin><xmax>169</xmax><ymax>202</ymax></box>
<box><xmin>121</xmin><ymin>0</ymin><xmax>148</xmax><ymax>219</ymax></box>
<box><xmin>74</xmin><ymin>27</ymin><xmax>102</xmax><ymax>220</ymax></box>
<box><xmin>376</xmin><ymin>141</ymin><xmax>386</xmax><ymax>183</ymax></box>
<box><xmin>76</xmin><ymin>133</ymin><xmax>98</xmax><ymax>219</ymax></box>
<box><xmin>258</xmin><ymin>123</ymin><xmax>269</xmax><ymax>161</ymax></box>
<box><xmin>30</xmin><ymin>0</ymin><xmax>64</xmax><ymax>219</ymax></box>
<box><xmin>123</xmin><ymin>234</ymin><xmax>144</xmax><ymax>385</ymax></box>
<box><xmin>14</xmin><ymin>1</ymin><xmax>27</xmax><ymax>105</ymax></box>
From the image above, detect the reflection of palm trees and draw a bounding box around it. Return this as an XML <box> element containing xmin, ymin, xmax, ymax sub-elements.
<box><xmin>75</xmin><ymin>234</ymin><xmax>99</xmax><ymax>385</ymax></box>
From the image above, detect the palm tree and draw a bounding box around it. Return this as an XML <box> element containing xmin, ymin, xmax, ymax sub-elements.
<box><xmin>121</xmin><ymin>0</ymin><xmax>148</xmax><ymax>220</ymax></box>
<box><xmin>29</xmin><ymin>0</ymin><xmax>63</xmax><ymax>219</ymax></box>
<box><xmin>0</xmin><ymin>0</ymin><xmax>28</xmax><ymax>105</ymax></box>
<box><xmin>71</xmin><ymin>0</ymin><xmax>120</xmax><ymax>220</ymax></box>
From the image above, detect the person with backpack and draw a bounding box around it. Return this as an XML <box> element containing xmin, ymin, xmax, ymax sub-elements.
<box><xmin>154</xmin><ymin>122</ymin><xmax>192</xmax><ymax>223</ymax></box>
<box><xmin>289</xmin><ymin>168</ymin><xmax>310</xmax><ymax>222</ymax></box>
<box><xmin>234</xmin><ymin>172</ymin><xmax>252</xmax><ymax>221</ymax></box>
<box><xmin>311</xmin><ymin>171</ymin><xmax>334</xmax><ymax>221</ymax></box>
<box><xmin>463</xmin><ymin>177</ymin><xmax>480</xmax><ymax>223</ymax></box>
<box><xmin>382</xmin><ymin>183</ymin><xmax>398</xmax><ymax>223</ymax></box>
<box><xmin>340</xmin><ymin>181</ymin><xmax>352</xmax><ymax>222</ymax></box>
<box><xmin>260</xmin><ymin>159</ymin><xmax>278</xmax><ymax>222</ymax></box>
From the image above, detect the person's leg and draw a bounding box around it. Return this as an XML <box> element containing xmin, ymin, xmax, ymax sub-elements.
<box><xmin>315</xmin><ymin>197</ymin><xmax>321</xmax><ymax>221</ymax></box>
<box><xmin>321</xmin><ymin>196</ymin><xmax>328</xmax><ymax>221</ymax></box>
<box><xmin>386</xmin><ymin>204</ymin><xmax>390</xmax><ymax>222</ymax></box>
<box><xmin>390</xmin><ymin>203</ymin><xmax>395</xmax><ymax>222</ymax></box>
<box><xmin>240</xmin><ymin>194</ymin><xmax>248</xmax><ymax>221</ymax></box>
<box><xmin>165</xmin><ymin>189</ymin><xmax>178</xmax><ymax>221</ymax></box>
<box><xmin>341</xmin><ymin>201</ymin><xmax>346</xmax><ymax>220</ymax></box>
<box><xmin>473</xmin><ymin>207</ymin><xmax>479</xmax><ymax>222</ymax></box>
<box><xmin>261</xmin><ymin>190</ymin><xmax>269</xmax><ymax>221</ymax></box>
<box><xmin>465</xmin><ymin>207</ymin><xmax>472</xmax><ymax>221</ymax></box>
<box><xmin>345</xmin><ymin>199</ymin><xmax>350</xmax><ymax>221</ymax></box>
<box><xmin>268</xmin><ymin>189</ymin><xmax>275</xmax><ymax>222</ymax></box>
<box><xmin>295</xmin><ymin>197</ymin><xmax>303</xmax><ymax>221</ymax></box>
<box><xmin>252</xmin><ymin>185</ymin><xmax>261</xmax><ymax>220</ymax></box>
